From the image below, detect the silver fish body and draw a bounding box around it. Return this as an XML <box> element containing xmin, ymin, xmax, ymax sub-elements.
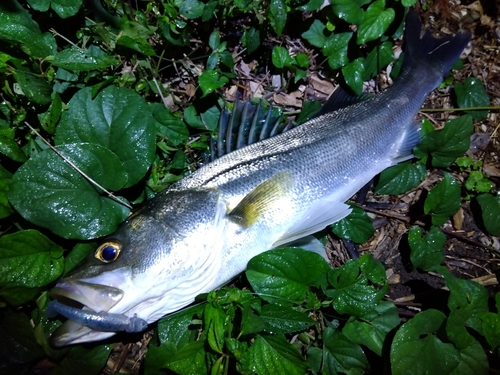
<box><xmin>48</xmin><ymin>12</ymin><xmax>470</xmax><ymax>346</ymax></box>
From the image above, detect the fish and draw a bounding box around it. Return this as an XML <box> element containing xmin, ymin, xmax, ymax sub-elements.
<box><xmin>47</xmin><ymin>11</ymin><xmax>471</xmax><ymax>347</ymax></box>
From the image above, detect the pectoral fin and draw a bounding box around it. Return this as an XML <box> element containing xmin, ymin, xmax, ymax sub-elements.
<box><xmin>229</xmin><ymin>172</ymin><xmax>294</xmax><ymax>228</ymax></box>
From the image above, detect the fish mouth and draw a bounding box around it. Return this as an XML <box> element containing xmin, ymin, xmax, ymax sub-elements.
<box><xmin>48</xmin><ymin>280</ymin><xmax>125</xmax><ymax>347</ymax></box>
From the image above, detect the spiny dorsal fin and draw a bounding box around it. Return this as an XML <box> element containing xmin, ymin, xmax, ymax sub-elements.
<box><xmin>229</xmin><ymin>171</ymin><xmax>294</xmax><ymax>228</ymax></box>
<box><xmin>310</xmin><ymin>87</ymin><xmax>373</xmax><ymax>120</ymax></box>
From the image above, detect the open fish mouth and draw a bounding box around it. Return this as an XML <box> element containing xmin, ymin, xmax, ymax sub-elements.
<box><xmin>48</xmin><ymin>280</ymin><xmax>148</xmax><ymax>347</ymax></box>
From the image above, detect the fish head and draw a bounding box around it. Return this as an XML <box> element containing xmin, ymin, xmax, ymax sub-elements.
<box><xmin>49</xmin><ymin>188</ymin><xmax>227</xmax><ymax>346</ymax></box>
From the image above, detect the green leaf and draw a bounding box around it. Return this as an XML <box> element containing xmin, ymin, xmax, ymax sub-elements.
<box><xmin>331</xmin><ymin>203</ymin><xmax>374</xmax><ymax>243</ymax></box>
<box><xmin>268</xmin><ymin>0</ymin><xmax>287</xmax><ymax>37</ymax></box>
<box><xmin>38</xmin><ymin>92</ymin><xmax>63</xmax><ymax>134</ymax></box>
<box><xmin>415</xmin><ymin>115</ymin><xmax>474</xmax><ymax>168</ymax></box>
<box><xmin>199</xmin><ymin>70</ymin><xmax>228</xmax><ymax>97</ymax></box>
<box><xmin>259</xmin><ymin>305</ymin><xmax>315</xmax><ymax>334</ymax></box>
<box><xmin>241</xmin><ymin>334</ymin><xmax>308</xmax><ymax>375</ymax></box>
<box><xmin>9</xmin><ymin>143</ymin><xmax>130</xmax><ymax>239</ymax></box>
<box><xmin>164</xmin><ymin>340</ymin><xmax>208</xmax><ymax>375</ymax></box>
<box><xmin>0</xmin><ymin>230</ymin><xmax>64</xmax><ymax>304</ymax></box>
<box><xmin>450</xmin><ymin>340</ymin><xmax>488</xmax><ymax>375</ymax></box>
<box><xmin>424</xmin><ymin>172</ymin><xmax>461</xmax><ymax>226</ymax></box>
<box><xmin>242</xmin><ymin>27</ymin><xmax>260</xmax><ymax>54</ymax></box>
<box><xmin>342</xmin><ymin>58</ymin><xmax>365</xmax><ymax>95</ymax></box>
<box><xmin>209</xmin><ymin>30</ymin><xmax>220</xmax><ymax>50</ymax></box>
<box><xmin>342</xmin><ymin>301</ymin><xmax>400</xmax><ymax>356</ymax></box>
<box><xmin>204</xmin><ymin>303</ymin><xmax>226</xmax><ymax>353</ymax></box>
<box><xmin>0</xmin><ymin>164</ymin><xmax>13</xmax><ymax>219</ymax></box>
<box><xmin>454</xmin><ymin>77</ymin><xmax>490</xmax><ymax>120</ymax></box>
<box><xmin>246</xmin><ymin>248</ymin><xmax>330</xmax><ymax>305</ymax></box>
<box><xmin>272</xmin><ymin>46</ymin><xmax>294</xmax><ymax>68</ymax></box>
<box><xmin>0</xmin><ymin>127</ymin><xmax>27</xmax><ymax>162</ymax></box>
<box><xmin>151</xmin><ymin>103</ymin><xmax>189</xmax><ymax>146</ymax></box>
<box><xmin>357</xmin><ymin>0</ymin><xmax>395</xmax><ymax>44</ymax></box>
<box><xmin>157</xmin><ymin>304</ymin><xmax>202</xmax><ymax>349</ymax></box>
<box><xmin>296</xmin><ymin>100</ymin><xmax>321</xmax><ymax>123</ymax></box>
<box><xmin>326</xmin><ymin>255</ymin><xmax>388</xmax><ymax>316</ymax></box>
<box><xmin>477</xmin><ymin>193</ymin><xmax>500</xmax><ymax>236</ymax></box>
<box><xmin>63</xmin><ymin>243</ymin><xmax>93</xmax><ymax>275</ymax></box>
<box><xmin>58</xmin><ymin>345</ymin><xmax>111</xmax><ymax>375</ymax></box>
<box><xmin>52</xmin><ymin>47</ymin><xmax>119</xmax><ymax>71</ymax></box>
<box><xmin>13</xmin><ymin>70</ymin><xmax>51</xmax><ymax>105</ymax></box>
<box><xmin>27</xmin><ymin>0</ymin><xmax>83</xmax><ymax>18</ymax></box>
<box><xmin>391</xmin><ymin>309</ymin><xmax>460</xmax><ymax>375</ymax></box>
<box><xmin>0</xmin><ymin>0</ymin><xmax>57</xmax><ymax>58</ymax></box>
<box><xmin>324</xmin><ymin>32</ymin><xmax>353</xmax><ymax>70</ymax></box>
<box><xmin>330</xmin><ymin>0</ymin><xmax>367</xmax><ymax>24</ymax></box>
<box><xmin>116</xmin><ymin>35</ymin><xmax>156</xmax><ymax>56</ymax></box>
<box><xmin>301</xmin><ymin>20</ymin><xmax>326</xmax><ymax>48</ymax></box>
<box><xmin>322</xmin><ymin>327</ymin><xmax>370</xmax><ymax>374</ymax></box>
<box><xmin>482</xmin><ymin>293</ymin><xmax>500</xmax><ymax>350</ymax></box>
<box><xmin>375</xmin><ymin>161</ymin><xmax>426</xmax><ymax>195</ymax></box>
<box><xmin>55</xmin><ymin>86</ymin><xmax>156</xmax><ymax>187</ymax></box>
<box><xmin>363</xmin><ymin>41</ymin><xmax>394</xmax><ymax>80</ymax></box>
<box><xmin>179</xmin><ymin>0</ymin><xmax>205</xmax><ymax>19</ymax></box>
<box><xmin>144</xmin><ymin>341</ymin><xmax>177</xmax><ymax>375</ymax></box>
<box><xmin>408</xmin><ymin>226</ymin><xmax>446</xmax><ymax>271</ymax></box>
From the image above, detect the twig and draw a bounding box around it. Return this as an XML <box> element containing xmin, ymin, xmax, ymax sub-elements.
<box><xmin>420</xmin><ymin>106</ymin><xmax>500</xmax><ymax>112</ymax></box>
<box><xmin>24</xmin><ymin>122</ymin><xmax>133</xmax><ymax>210</ymax></box>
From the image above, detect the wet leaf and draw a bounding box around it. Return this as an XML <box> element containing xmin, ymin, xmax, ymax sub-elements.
<box><xmin>199</xmin><ymin>70</ymin><xmax>228</xmax><ymax>97</ymax></box>
<box><xmin>424</xmin><ymin>172</ymin><xmax>461</xmax><ymax>226</ymax></box>
<box><xmin>455</xmin><ymin>77</ymin><xmax>490</xmax><ymax>120</ymax></box>
<box><xmin>9</xmin><ymin>143</ymin><xmax>130</xmax><ymax>239</ymax></box>
<box><xmin>0</xmin><ymin>127</ymin><xmax>27</xmax><ymax>162</ymax></box>
<box><xmin>375</xmin><ymin>161</ymin><xmax>426</xmax><ymax>195</ymax></box>
<box><xmin>179</xmin><ymin>0</ymin><xmax>205</xmax><ymax>19</ymax></box>
<box><xmin>324</xmin><ymin>32</ymin><xmax>353</xmax><ymax>70</ymax></box>
<box><xmin>408</xmin><ymin>226</ymin><xmax>445</xmax><ymax>272</ymax></box>
<box><xmin>330</xmin><ymin>0</ymin><xmax>369</xmax><ymax>24</ymax></box>
<box><xmin>55</xmin><ymin>86</ymin><xmax>156</xmax><ymax>187</ymax></box>
<box><xmin>246</xmin><ymin>248</ymin><xmax>330</xmax><ymax>305</ymax></box>
<box><xmin>301</xmin><ymin>19</ymin><xmax>326</xmax><ymax>48</ymax></box>
<box><xmin>27</xmin><ymin>0</ymin><xmax>83</xmax><ymax>18</ymax></box>
<box><xmin>164</xmin><ymin>340</ymin><xmax>208</xmax><ymax>375</ymax></box>
<box><xmin>331</xmin><ymin>203</ymin><xmax>374</xmax><ymax>244</ymax></box>
<box><xmin>268</xmin><ymin>0</ymin><xmax>287</xmax><ymax>37</ymax></box>
<box><xmin>342</xmin><ymin>58</ymin><xmax>365</xmax><ymax>95</ymax></box>
<box><xmin>363</xmin><ymin>41</ymin><xmax>394</xmax><ymax>80</ymax></box>
<box><xmin>259</xmin><ymin>305</ymin><xmax>315</xmax><ymax>334</ymax></box>
<box><xmin>151</xmin><ymin>103</ymin><xmax>189</xmax><ymax>146</ymax></box>
<box><xmin>0</xmin><ymin>164</ymin><xmax>13</xmax><ymax>218</ymax></box>
<box><xmin>322</xmin><ymin>327</ymin><xmax>370</xmax><ymax>374</ymax></box>
<box><xmin>13</xmin><ymin>70</ymin><xmax>51</xmax><ymax>104</ymax></box>
<box><xmin>477</xmin><ymin>193</ymin><xmax>500</xmax><ymax>236</ymax></box>
<box><xmin>272</xmin><ymin>46</ymin><xmax>294</xmax><ymax>68</ymax></box>
<box><xmin>357</xmin><ymin>0</ymin><xmax>394</xmax><ymax>44</ymax></box>
<box><xmin>52</xmin><ymin>47</ymin><xmax>119</xmax><ymax>71</ymax></box>
<box><xmin>242</xmin><ymin>27</ymin><xmax>260</xmax><ymax>54</ymax></box>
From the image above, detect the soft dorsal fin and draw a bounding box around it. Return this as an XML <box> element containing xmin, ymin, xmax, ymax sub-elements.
<box><xmin>309</xmin><ymin>87</ymin><xmax>373</xmax><ymax>120</ymax></box>
<box><xmin>229</xmin><ymin>172</ymin><xmax>294</xmax><ymax>228</ymax></box>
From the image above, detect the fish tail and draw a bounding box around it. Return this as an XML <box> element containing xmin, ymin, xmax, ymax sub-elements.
<box><xmin>403</xmin><ymin>10</ymin><xmax>471</xmax><ymax>78</ymax></box>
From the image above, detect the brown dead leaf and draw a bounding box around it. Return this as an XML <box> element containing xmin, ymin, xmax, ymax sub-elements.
<box><xmin>273</xmin><ymin>90</ymin><xmax>303</xmax><ymax>107</ymax></box>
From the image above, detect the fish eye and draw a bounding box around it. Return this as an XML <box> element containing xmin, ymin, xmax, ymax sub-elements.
<box><xmin>95</xmin><ymin>241</ymin><xmax>122</xmax><ymax>263</ymax></box>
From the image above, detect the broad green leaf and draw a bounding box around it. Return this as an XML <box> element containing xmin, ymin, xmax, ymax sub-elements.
<box><xmin>326</xmin><ymin>255</ymin><xmax>388</xmax><ymax>316</ymax></box>
<box><xmin>259</xmin><ymin>305</ymin><xmax>315</xmax><ymax>334</ymax></box>
<box><xmin>357</xmin><ymin>0</ymin><xmax>394</xmax><ymax>44</ymax></box>
<box><xmin>57</xmin><ymin>345</ymin><xmax>111</xmax><ymax>375</ymax></box>
<box><xmin>391</xmin><ymin>309</ymin><xmax>460</xmax><ymax>375</ymax></box>
<box><xmin>27</xmin><ymin>0</ymin><xmax>83</xmax><ymax>18</ymax></box>
<box><xmin>363</xmin><ymin>41</ymin><xmax>394</xmax><ymax>80</ymax></box>
<box><xmin>0</xmin><ymin>0</ymin><xmax>57</xmax><ymax>58</ymax></box>
<box><xmin>242</xmin><ymin>334</ymin><xmax>308</xmax><ymax>375</ymax></box>
<box><xmin>268</xmin><ymin>0</ymin><xmax>287</xmax><ymax>37</ymax></box>
<box><xmin>324</xmin><ymin>32</ymin><xmax>352</xmax><ymax>70</ymax></box>
<box><xmin>116</xmin><ymin>35</ymin><xmax>156</xmax><ymax>56</ymax></box>
<box><xmin>450</xmin><ymin>340</ymin><xmax>488</xmax><ymax>375</ymax></box>
<box><xmin>342</xmin><ymin>301</ymin><xmax>400</xmax><ymax>356</ymax></box>
<box><xmin>424</xmin><ymin>172</ymin><xmax>461</xmax><ymax>226</ymax></box>
<box><xmin>301</xmin><ymin>20</ymin><xmax>326</xmax><ymax>48</ymax></box>
<box><xmin>240</xmin><ymin>307</ymin><xmax>265</xmax><ymax>337</ymax></box>
<box><xmin>164</xmin><ymin>340</ymin><xmax>208</xmax><ymax>375</ymax></box>
<box><xmin>9</xmin><ymin>143</ymin><xmax>130</xmax><ymax>239</ymax></box>
<box><xmin>13</xmin><ymin>70</ymin><xmax>51</xmax><ymax>105</ymax></box>
<box><xmin>296</xmin><ymin>100</ymin><xmax>321</xmax><ymax>123</ymax></box>
<box><xmin>151</xmin><ymin>103</ymin><xmax>189</xmax><ymax>146</ymax></box>
<box><xmin>0</xmin><ymin>230</ymin><xmax>64</xmax><ymax>305</ymax></box>
<box><xmin>144</xmin><ymin>341</ymin><xmax>177</xmax><ymax>375</ymax></box>
<box><xmin>455</xmin><ymin>77</ymin><xmax>490</xmax><ymax>120</ymax></box>
<box><xmin>408</xmin><ymin>226</ymin><xmax>445</xmax><ymax>271</ymax></box>
<box><xmin>482</xmin><ymin>294</ymin><xmax>500</xmax><ymax>350</ymax></box>
<box><xmin>375</xmin><ymin>161</ymin><xmax>426</xmax><ymax>195</ymax></box>
<box><xmin>296</xmin><ymin>0</ymin><xmax>324</xmax><ymax>11</ymax></box>
<box><xmin>0</xmin><ymin>164</ymin><xmax>13</xmax><ymax>219</ymax></box>
<box><xmin>415</xmin><ymin>115</ymin><xmax>474</xmax><ymax>168</ymax></box>
<box><xmin>331</xmin><ymin>203</ymin><xmax>374</xmax><ymax>244</ymax></box>
<box><xmin>295</xmin><ymin>53</ymin><xmax>309</xmax><ymax>68</ymax></box>
<box><xmin>401</xmin><ymin>0</ymin><xmax>418</xmax><ymax>5</ymax></box>
<box><xmin>208</xmin><ymin>30</ymin><xmax>220</xmax><ymax>50</ymax></box>
<box><xmin>38</xmin><ymin>92</ymin><xmax>63</xmax><ymax>134</ymax></box>
<box><xmin>444</xmin><ymin>271</ymin><xmax>489</xmax><ymax>335</ymax></box>
<box><xmin>242</xmin><ymin>27</ymin><xmax>260</xmax><ymax>54</ymax></box>
<box><xmin>204</xmin><ymin>303</ymin><xmax>226</xmax><ymax>354</ymax></box>
<box><xmin>55</xmin><ymin>86</ymin><xmax>156</xmax><ymax>187</ymax></box>
<box><xmin>323</xmin><ymin>327</ymin><xmax>370</xmax><ymax>375</ymax></box>
<box><xmin>330</xmin><ymin>0</ymin><xmax>367</xmax><ymax>24</ymax></box>
<box><xmin>272</xmin><ymin>46</ymin><xmax>294</xmax><ymax>68</ymax></box>
<box><xmin>477</xmin><ymin>193</ymin><xmax>500</xmax><ymax>236</ymax></box>
<box><xmin>342</xmin><ymin>58</ymin><xmax>365</xmax><ymax>95</ymax></box>
<box><xmin>52</xmin><ymin>47</ymin><xmax>119</xmax><ymax>71</ymax></box>
<box><xmin>179</xmin><ymin>0</ymin><xmax>205</xmax><ymax>19</ymax></box>
<box><xmin>199</xmin><ymin>70</ymin><xmax>228</xmax><ymax>97</ymax></box>
<box><xmin>0</xmin><ymin>127</ymin><xmax>27</xmax><ymax>162</ymax></box>
<box><xmin>200</xmin><ymin>103</ymin><xmax>222</xmax><ymax>131</ymax></box>
<box><xmin>246</xmin><ymin>248</ymin><xmax>330</xmax><ymax>305</ymax></box>
<box><xmin>157</xmin><ymin>304</ymin><xmax>203</xmax><ymax>349</ymax></box>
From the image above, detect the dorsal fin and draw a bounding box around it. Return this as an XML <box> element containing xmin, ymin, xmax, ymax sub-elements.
<box><xmin>310</xmin><ymin>87</ymin><xmax>373</xmax><ymax>120</ymax></box>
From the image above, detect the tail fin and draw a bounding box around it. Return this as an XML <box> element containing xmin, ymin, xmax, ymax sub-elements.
<box><xmin>403</xmin><ymin>10</ymin><xmax>471</xmax><ymax>77</ymax></box>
